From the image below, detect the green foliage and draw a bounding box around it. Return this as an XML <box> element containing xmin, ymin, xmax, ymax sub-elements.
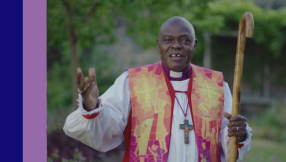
<box><xmin>47</xmin><ymin>62</ymin><xmax>72</xmax><ymax>111</ymax></box>
<box><xmin>249</xmin><ymin>100</ymin><xmax>286</xmax><ymax>142</ymax></box>
<box><xmin>47</xmin><ymin>0</ymin><xmax>286</xmax><ymax>112</ymax></box>
<box><xmin>208</xmin><ymin>0</ymin><xmax>286</xmax><ymax>90</ymax></box>
<box><xmin>47</xmin><ymin>47</ymin><xmax>116</xmax><ymax>112</ymax></box>
<box><xmin>209</xmin><ymin>0</ymin><xmax>286</xmax><ymax>59</ymax></box>
<box><xmin>47</xmin><ymin>0</ymin><xmax>120</xmax><ymax>111</ymax></box>
<box><xmin>47</xmin><ymin>0</ymin><xmax>67</xmax><ymax>52</ymax></box>
<box><xmin>47</xmin><ymin>0</ymin><xmax>116</xmax><ymax>51</ymax></box>
<box><xmin>80</xmin><ymin>48</ymin><xmax>117</xmax><ymax>95</ymax></box>
<box><xmin>124</xmin><ymin>0</ymin><xmax>222</xmax><ymax>48</ymax></box>
<box><xmin>47</xmin><ymin>0</ymin><xmax>219</xmax><ymax>111</ymax></box>
<box><xmin>47</xmin><ymin>41</ymin><xmax>73</xmax><ymax>111</ymax></box>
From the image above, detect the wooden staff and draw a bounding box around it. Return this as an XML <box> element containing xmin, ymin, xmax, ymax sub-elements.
<box><xmin>229</xmin><ymin>12</ymin><xmax>254</xmax><ymax>162</ymax></box>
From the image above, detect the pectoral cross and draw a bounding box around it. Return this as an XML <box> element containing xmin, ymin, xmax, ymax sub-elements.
<box><xmin>180</xmin><ymin>119</ymin><xmax>193</xmax><ymax>144</ymax></box>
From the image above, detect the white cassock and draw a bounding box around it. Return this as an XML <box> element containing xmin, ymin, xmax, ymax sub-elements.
<box><xmin>63</xmin><ymin>71</ymin><xmax>252</xmax><ymax>162</ymax></box>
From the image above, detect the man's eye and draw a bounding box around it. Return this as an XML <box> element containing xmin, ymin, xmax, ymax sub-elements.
<box><xmin>165</xmin><ymin>39</ymin><xmax>172</xmax><ymax>42</ymax></box>
<box><xmin>181</xmin><ymin>38</ymin><xmax>190</xmax><ymax>42</ymax></box>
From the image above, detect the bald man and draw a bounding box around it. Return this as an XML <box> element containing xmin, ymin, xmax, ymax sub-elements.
<box><xmin>64</xmin><ymin>17</ymin><xmax>252</xmax><ymax>162</ymax></box>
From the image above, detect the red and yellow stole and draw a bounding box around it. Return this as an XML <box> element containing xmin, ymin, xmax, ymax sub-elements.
<box><xmin>123</xmin><ymin>61</ymin><xmax>224</xmax><ymax>162</ymax></box>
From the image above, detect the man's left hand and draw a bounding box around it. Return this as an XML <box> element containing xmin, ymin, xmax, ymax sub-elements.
<box><xmin>223</xmin><ymin>112</ymin><xmax>247</xmax><ymax>142</ymax></box>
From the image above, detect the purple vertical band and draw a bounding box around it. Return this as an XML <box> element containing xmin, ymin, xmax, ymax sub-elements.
<box><xmin>23</xmin><ymin>0</ymin><xmax>46</xmax><ymax>161</ymax></box>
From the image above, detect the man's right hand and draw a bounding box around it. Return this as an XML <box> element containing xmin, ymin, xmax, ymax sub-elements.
<box><xmin>77</xmin><ymin>67</ymin><xmax>99</xmax><ymax>111</ymax></box>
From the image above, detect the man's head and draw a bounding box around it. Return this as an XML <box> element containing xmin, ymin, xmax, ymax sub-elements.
<box><xmin>157</xmin><ymin>16</ymin><xmax>197</xmax><ymax>72</ymax></box>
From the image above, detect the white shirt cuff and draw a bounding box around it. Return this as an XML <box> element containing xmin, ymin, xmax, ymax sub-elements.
<box><xmin>237</xmin><ymin>123</ymin><xmax>252</xmax><ymax>145</ymax></box>
<box><xmin>77</xmin><ymin>93</ymin><xmax>105</xmax><ymax>115</ymax></box>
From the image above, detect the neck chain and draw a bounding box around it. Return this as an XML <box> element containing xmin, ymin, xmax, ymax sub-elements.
<box><xmin>174</xmin><ymin>91</ymin><xmax>189</xmax><ymax>118</ymax></box>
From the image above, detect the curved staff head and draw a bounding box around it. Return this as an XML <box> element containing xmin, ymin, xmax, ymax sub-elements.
<box><xmin>239</xmin><ymin>12</ymin><xmax>254</xmax><ymax>38</ymax></box>
<box><xmin>236</xmin><ymin>12</ymin><xmax>254</xmax><ymax>55</ymax></box>
<box><xmin>242</xmin><ymin>12</ymin><xmax>254</xmax><ymax>38</ymax></box>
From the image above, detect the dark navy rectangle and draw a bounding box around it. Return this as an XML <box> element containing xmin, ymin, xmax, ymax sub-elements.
<box><xmin>0</xmin><ymin>0</ymin><xmax>23</xmax><ymax>161</ymax></box>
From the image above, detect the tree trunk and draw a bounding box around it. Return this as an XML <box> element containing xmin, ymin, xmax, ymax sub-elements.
<box><xmin>62</xmin><ymin>0</ymin><xmax>79</xmax><ymax>109</ymax></box>
<box><xmin>203</xmin><ymin>32</ymin><xmax>212</xmax><ymax>69</ymax></box>
<box><xmin>62</xmin><ymin>0</ymin><xmax>100</xmax><ymax>109</ymax></box>
<box><xmin>69</xmin><ymin>39</ymin><xmax>79</xmax><ymax>110</ymax></box>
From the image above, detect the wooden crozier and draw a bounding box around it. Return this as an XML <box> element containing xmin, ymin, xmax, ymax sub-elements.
<box><xmin>229</xmin><ymin>12</ymin><xmax>254</xmax><ymax>162</ymax></box>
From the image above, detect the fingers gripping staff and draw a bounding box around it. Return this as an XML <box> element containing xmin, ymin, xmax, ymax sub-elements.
<box><xmin>224</xmin><ymin>112</ymin><xmax>247</xmax><ymax>141</ymax></box>
<box><xmin>77</xmin><ymin>67</ymin><xmax>99</xmax><ymax>111</ymax></box>
<box><xmin>229</xmin><ymin>12</ymin><xmax>254</xmax><ymax>162</ymax></box>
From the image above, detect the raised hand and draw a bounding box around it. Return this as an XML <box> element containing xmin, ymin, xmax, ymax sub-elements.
<box><xmin>77</xmin><ymin>67</ymin><xmax>99</xmax><ymax>111</ymax></box>
<box><xmin>223</xmin><ymin>112</ymin><xmax>247</xmax><ymax>142</ymax></box>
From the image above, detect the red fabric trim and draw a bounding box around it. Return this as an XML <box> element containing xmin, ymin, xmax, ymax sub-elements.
<box><xmin>237</xmin><ymin>143</ymin><xmax>244</xmax><ymax>148</ymax></box>
<box><xmin>122</xmin><ymin>109</ymin><xmax>132</xmax><ymax>162</ymax></box>
<box><xmin>174</xmin><ymin>90</ymin><xmax>187</xmax><ymax>94</ymax></box>
<box><xmin>163</xmin><ymin>70</ymin><xmax>175</xmax><ymax>155</ymax></box>
<box><xmin>82</xmin><ymin>112</ymin><xmax>100</xmax><ymax>119</ymax></box>
<box><xmin>186</xmin><ymin>72</ymin><xmax>195</xmax><ymax>133</ymax></box>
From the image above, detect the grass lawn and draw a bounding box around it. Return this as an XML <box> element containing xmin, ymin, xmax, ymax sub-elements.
<box><xmin>244</xmin><ymin>138</ymin><xmax>286</xmax><ymax>162</ymax></box>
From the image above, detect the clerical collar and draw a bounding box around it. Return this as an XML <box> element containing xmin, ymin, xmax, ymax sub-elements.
<box><xmin>162</xmin><ymin>64</ymin><xmax>192</xmax><ymax>81</ymax></box>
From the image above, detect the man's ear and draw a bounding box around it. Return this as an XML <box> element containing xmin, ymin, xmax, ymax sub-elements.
<box><xmin>193</xmin><ymin>39</ymin><xmax>197</xmax><ymax>50</ymax></box>
<box><xmin>157</xmin><ymin>38</ymin><xmax>161</xmax><ymax>53</ymax></box>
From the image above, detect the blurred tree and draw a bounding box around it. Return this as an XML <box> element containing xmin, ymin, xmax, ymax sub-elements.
<box><xmin>48</xmin><ymin>0</ymin><xmax>119</xmax><ymax>109</ymax></box>
<box><xmin>47</xmin><ymin>0</ymin><xmax>220</xmax><ymax>110</ymax></box>
<box><xmin>209</xmin><ymin>0</ymin><xmax>286</xmax><ymax>59</ymax></box>
<box><xmin>121</xmin><ymin>0</ymin><xmax>224</xmax><ymax>70</ymax></box>
<box><xmin>123</xmin><ymin>0</ymin><xmax>223</xmax><ymax>48</ymax></box>
<box><xmin>209</xmin><ymin>0</ymin><xmax>286</xmax><ymax>93</ymax></box>
<box><xmin>48</xmin><ymin>0</ymin><xmax>286</xmax><ymax>110</ymax></box>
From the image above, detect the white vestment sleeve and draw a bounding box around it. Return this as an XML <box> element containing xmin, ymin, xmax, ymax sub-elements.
<box><xmin>63</xmin><ymin>71</ymin><xmax>131</xmax><ymax>153</ymax></box>
<box><xmin>219</xmin><ymin>82</ymin><xmax>252</xmax><ymax>162</ymax></box>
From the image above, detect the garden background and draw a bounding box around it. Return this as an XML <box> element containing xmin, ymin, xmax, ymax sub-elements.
<box><xmin>47</xmin><ymin>0</ymin><xmax>286</xmax><ymax>161</ymax></box>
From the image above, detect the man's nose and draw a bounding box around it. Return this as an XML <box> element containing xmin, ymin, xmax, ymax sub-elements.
<box><xmin>171</xmin><ymin>39</ymin><xmax>182</xmax><ymax>49</ymax></box>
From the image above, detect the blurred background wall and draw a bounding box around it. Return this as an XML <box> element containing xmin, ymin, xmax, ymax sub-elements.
<box><xmin>47</xmin><ymin>0</ymin><xmax>286</xmax><ymax>161</ymax></box>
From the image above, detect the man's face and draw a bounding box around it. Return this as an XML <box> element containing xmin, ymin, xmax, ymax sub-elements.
<box><xmin>157</xmin><ymin>19</ymin><xmax>197</xmax><ymax>72</ymax></box>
